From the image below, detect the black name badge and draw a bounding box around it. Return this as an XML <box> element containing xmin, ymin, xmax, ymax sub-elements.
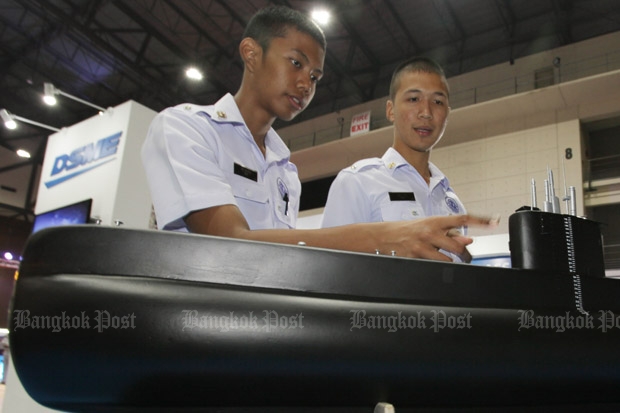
<box><xmin>389</xmin><ymin>192</ymin><xmax>415</xmax><ymax>201</ymax></box>
<box><xmin>234</xmin><ymin>163</ymin><xmax>258</xmax><ymax>182</ymax></box>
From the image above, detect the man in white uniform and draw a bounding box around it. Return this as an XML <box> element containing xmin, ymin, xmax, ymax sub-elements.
<box><xmin>143</xmin><ymin>93</ymin><xmax>300</xmax><ymax>232</ymax></box>
<box><xmin>142</xmin><ymin>7</ymin><xmax>496</xmax><ymax>260</ymax></box>
<box><xmin>321</xmin><ymin>57</ymin><xmax>469</xmax><ymax>261</ymax></box>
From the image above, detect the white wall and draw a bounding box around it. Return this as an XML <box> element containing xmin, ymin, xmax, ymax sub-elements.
<box><xmin>432</xmin><ymin>120</ymin><xmax>583</xmax><ymax>236</ymax></box>
<box><xmin>110</xmin><ymin>102</ymin><xmax>158</xmax><ymax>228</ymax></box>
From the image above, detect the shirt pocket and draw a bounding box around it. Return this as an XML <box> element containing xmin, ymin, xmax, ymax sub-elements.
<box><xmin>229</xmin><ymin>175</ymin><xmax>270</xmax><ymax>217</ymax></box>
<box><xmin>273</xmin><ymin>199</ymin><xmax>294</xmax><ymax>228</ymax></box>
<box><xmin>380</xmin><ymin>201</ymin><xmax>424</xmax><ymax>221</ymax></box>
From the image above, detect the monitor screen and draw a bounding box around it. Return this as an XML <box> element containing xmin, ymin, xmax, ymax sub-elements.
<box><xmin>470</xmin><ymin>254</ymin><xmax>512</xmax><ymax>268</ymax></box>
<box><xmin>32</xmin><ymin>199</ymin><xmax>93</xmax><ymax>234</ymax></box>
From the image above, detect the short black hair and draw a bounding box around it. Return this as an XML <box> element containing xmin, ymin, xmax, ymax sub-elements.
<box><xmin>243</xmin><ymin>5</ymin><xmax>326</xmax><ymax>53</ymax></box>
<box><xmin>389</xmin><ymin>56</ymin><xmax>449</xmax><ymax>100</ymax></box>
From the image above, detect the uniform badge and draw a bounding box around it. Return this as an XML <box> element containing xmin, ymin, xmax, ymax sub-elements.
<box><xmin>277</xmin><ymin>178</ymin><xmax>288</xmax><ymax>199</ymax></box>
<box><xmin>445</xmin><ymin>195</ymin><xmax>461</xmax><ymax>214</ymax></box>
<box><xmin>216</xmin><ymin>111</ymin><xmax>227</xmax><ymax>119</ymax></box>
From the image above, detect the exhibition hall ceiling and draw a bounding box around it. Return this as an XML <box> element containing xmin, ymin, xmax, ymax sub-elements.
<box><xmin>2</xmin><ymin>0</ymin><xmax>620</xmax><ymax>219</ymax></box>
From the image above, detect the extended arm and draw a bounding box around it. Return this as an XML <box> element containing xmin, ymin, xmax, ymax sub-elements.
<box><xmin>185</xmin><ymin>205</ymin><xmax>497</xmax><ymax>261</ymax></box>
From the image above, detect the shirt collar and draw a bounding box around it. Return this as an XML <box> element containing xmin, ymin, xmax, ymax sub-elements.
<box><xmin>381</xmin><ymin>147</ymin><xmax>409</xmax><ymax>171</ymax></box>
<box><xmin>382</xmin><ymin>147</ymin><xmax>450</xmax><ymax>189</ymax></box>
<box><xmin>428</xmin><ymin>162</ymin><xmax>450</xmax><ymax>190</ymax></box>
<box><xmin>208</xmin><ymin>93</ymin><xmax>246</xmax><ymax>124</ymax></box>
<box><xmin>207</xmin><ymin>93</ymin><xmax>291</xmax><ymax>163</ymax></box>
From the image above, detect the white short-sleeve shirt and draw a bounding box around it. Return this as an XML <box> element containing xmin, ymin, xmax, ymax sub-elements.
<box><xmin>141</xmin><ymin>93</ymin><xmax>300</xmax><ymax>232</ymax></box>
<box><xmin>321</xmin><ymin>147</ymin><xmax>466</xmax><ymax>227</ymax></box>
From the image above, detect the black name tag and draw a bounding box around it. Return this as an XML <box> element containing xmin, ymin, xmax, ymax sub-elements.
<box><xmin>389</xmin><ymin>192</ymin><xmax>415</xmax><ymax>201</ymax></box>
<box><xmin>234</xmin><ymin>163</ymin><xmax>258</xmax><ymax>182</ymax></box>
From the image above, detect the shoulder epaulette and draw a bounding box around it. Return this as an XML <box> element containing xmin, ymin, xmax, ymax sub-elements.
<box><xmin>343</xmin><ymin>157</ymin><xmax>382</xmax><ymax>173</ymax></box>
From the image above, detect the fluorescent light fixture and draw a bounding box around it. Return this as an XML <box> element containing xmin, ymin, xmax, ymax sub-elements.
<box><xmin>0</xmin><ymin>108</ymin><xmax>60</xmax><ymax>132</ymax></box>
<box><xmin>43</xmin><ymin>82</ymin><xmax>106</xmax><ymax>112</ymax></box>
<box><xmin>43</xmin><ymin>94</ymin><xmax>57</xmax><ymax>105</ymax></box>
<box><xmin>17</xmin><ymin>149</ymin><xmax>31</xmax><ymax>158</ymax></box>
<box><xmin>1</xmin><ymin>108</ymin><xmax>17</xmax><ymax>129</ymax></box>
<box><xmin>185</xmin><ymin>67</ymin><xmax>203</xmax><ymax>80</ymax></box>
<box><xmin>43</xmin><ymin>82</ymin><xmax>58</xmax><ymax>105</ymax></box>
<box><xmin>311</xmin><ymin>9</ymin><xmax>331</xmax><ymax>25</ymax></box>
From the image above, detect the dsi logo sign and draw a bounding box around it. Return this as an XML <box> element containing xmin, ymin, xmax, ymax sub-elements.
<box><xmin>44</xmin><ymin>131</ymin><xmax>122</xmax><ymax>188</ymax></box>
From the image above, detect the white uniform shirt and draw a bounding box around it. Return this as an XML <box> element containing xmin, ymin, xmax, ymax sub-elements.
<box><xmin>141</xmin><ymin>93</ymin><xmax>300</xmax><ymax>232</ymax></box>
<box><xmin>321</xmin><ymin>147</ymin><xmax>466</xmax><ymax>227</ymax></box>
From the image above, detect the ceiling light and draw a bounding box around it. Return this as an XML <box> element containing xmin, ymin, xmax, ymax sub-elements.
<box><xmin>185</xmin><ymin>67</ymin><xmax>203</xmax><ymax>80</ymax></box>
<box><xmin>43</xmin><ymin>82</ymin><xmax>106</xmax><ymax>112</ymax></box>
<box><xmin>16</xmin><ymin>149</ymin><xmax>31</xmax><ymax>158</ymax></box>
<box><xmin>43</xmin><ymin>95</ymin><xmax>57</xmax><ymax>105</ymax></box>
<box><xmin>1</xmin><ymin>109</ymin><xmax>17</xmax><ymax>129</ymax></box>
<box><xmin>0</xmin><ymin>108</ymin><xmax>60</xmax><ymax>132</ymax></box>
<box><xmin>43</xmin><ymin>82</ymin><xmax>58</xmax><ymax>105</ymax></box>
<box><xmin>311</xmin><ymin>9</ymin><xmax>331</xmax><ymax>26</ymax></box>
